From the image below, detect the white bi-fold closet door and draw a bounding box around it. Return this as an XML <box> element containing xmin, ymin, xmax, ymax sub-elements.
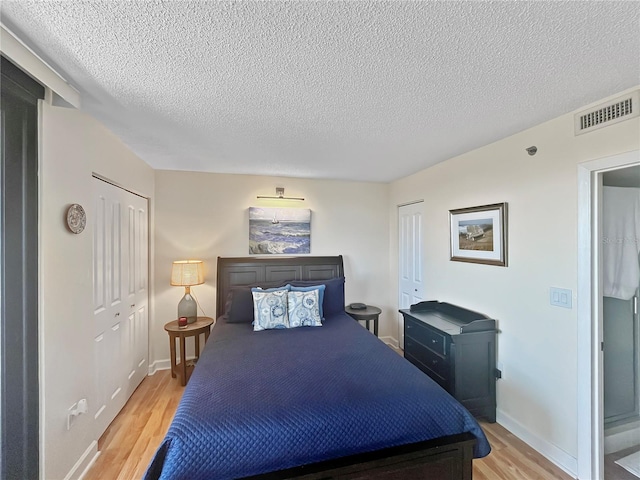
<box><xmin>398</xmin><ymin>201</ymin><xmax>424</xmax><ymax>350</ymax></box>
<box><xmin>92</xmin><ymin>177</ymin><xmax>149</xmax><ymax>437</ymax></box>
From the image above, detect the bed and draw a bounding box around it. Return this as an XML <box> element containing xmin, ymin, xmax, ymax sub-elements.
<box><xmin>144</xmin><ymin>256</ymin><xmax>490</xmax><ymax>480</ymax></box>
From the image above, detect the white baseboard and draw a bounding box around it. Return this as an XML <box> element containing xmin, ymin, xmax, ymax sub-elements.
<box><xmin>148</xmin><ymin>359</ymin><xmax>171</xmax><ymax>375</ymax></box>
<box><xmin>496</xmin><ymin>409</ymin><xmax>577</xmax><ymax>478</ymax></box>
<box><xmin>380</xmin><ymin>336</ymin><xmax>399</xmax><ymax>349</ymax></box>
<box><xmin>76</xmin><ymin>451</ymin><xmax>100</xmax><ymax>480</ymax></box>
<box><xmin>148</xmin><ymin>356</ymin><xmax>199</xmax><ymax>376</ymax></box>
<box><xmin>65</xmin><ymin>441</ymin><xmax>98</xmax><ymax>480</ymax></box>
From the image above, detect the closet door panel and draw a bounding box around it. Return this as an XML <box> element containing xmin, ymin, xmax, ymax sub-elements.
<box><xmin>108</xmin><ymin>320</ymin><xmax>123</xmax><ymax>404</ymax></box>
<box><xmin>123</xmin><ymin>311</ymin><xmax>135</xmax><ymax>388</ymax></box>
<box><xmin>92</xmin><ymin>177</ymin><xmax>149</xmax><ymax>440</ymax></box>
<box><xmin>93</xmin><ymin>180</ymin><xmax>121</xmax><ymax>431</ymax></box>
<box><xmin>109</xmin><ymin>201</ymin><xmax>122</xmax><ymax>308</ymax></box>
<box><xmin>93</xmin><ymin>333</ymin><xmax>107</xmax><ymax>425</ymax></box>
<box><xmin>126</xmin><ymin>205</ymin><xmax>136</xmax><ymax>301</ymax></box>
<box><xmin>93</xmin><ymin>195</ymin><xmax>107</xmax><ymax>316</ymax></box>
<box><xmin>132</xmin><ymin>305</ymin><xmax>148</xmax><ymax>387</ymax></box>
<box><xmin>133</xmin><ymin>197</ymin><xmax>148</xmax><ymax>384</ymax></box>
<box><xmin>123</xmin><ymin>194</ymin><xmax>148</xmax><ymax>389</ymax></box>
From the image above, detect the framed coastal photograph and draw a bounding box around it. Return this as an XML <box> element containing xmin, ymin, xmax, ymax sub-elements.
<box><xmin>249</xmin><ymin>207</ymin><xmax>311</xmax><ymax>255</ymax></box>
<box><xmin>449</xmin><ymin>202</ymin><xmax>507</xmax><ymax>266</ymax></box>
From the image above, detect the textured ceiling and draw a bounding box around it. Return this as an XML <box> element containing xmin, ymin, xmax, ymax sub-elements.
<box><xmin>1</xmin><ymin>1</ymin><xmax>639</xmax><ymax>182</ymax></box>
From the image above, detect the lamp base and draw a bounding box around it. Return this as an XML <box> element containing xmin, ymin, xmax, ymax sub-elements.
<box><xmin>178</xmin><ymin>291</ymin><xmax>197</xmax><ymax>324</ymax></box>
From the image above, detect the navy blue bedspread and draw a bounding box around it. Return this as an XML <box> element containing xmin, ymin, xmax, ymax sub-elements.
<box><xmin>144</xmin><ymin>313</ymin><xmax>490</xmax><ymax>480</ymax></box>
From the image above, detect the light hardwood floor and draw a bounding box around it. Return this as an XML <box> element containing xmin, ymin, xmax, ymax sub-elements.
<box><xmin>84</xmin><ymin>370</ymin><xmax>577</xmax><ymax>480</ymax></box>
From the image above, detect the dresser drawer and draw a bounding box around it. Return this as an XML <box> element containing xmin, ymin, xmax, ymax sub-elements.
<box><xmin>405</xmin><ymin>338</ymin><xmax>449</xmax><ymax>379</ymax></box>
<box><xmin>405</xmin><ymin>317</ymin><xmax>446</xmax><ymax>355</ymax></box>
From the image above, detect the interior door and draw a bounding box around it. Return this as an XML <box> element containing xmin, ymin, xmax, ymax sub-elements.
<box><xmin>92</xmin><ymin>177</ymin><xmax>148</xmax><ymax>437</ymax></box>
<box><xmin>398</xmin><ymin>201</ymin><xmax>424</xmax><ymax>349</ymax></box>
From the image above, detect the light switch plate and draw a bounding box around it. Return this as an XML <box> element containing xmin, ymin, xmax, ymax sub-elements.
<box><xmin>550</xmin><ymin>287</ymin><xmax>572</xmax><ymax>309</ymax></box>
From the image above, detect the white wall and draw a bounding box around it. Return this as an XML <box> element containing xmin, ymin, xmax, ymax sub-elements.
<box><xmin>388</xmin><ymin>90</ymin><xmax>640</xmax><ymax>475</ymax></box>
<box><xmin>151</xmin><ymin>171</ymin><xmax>392</xmax><ymax>367</ymax></box>
<box><xmin>40</xmin><ymin>99</ymin><xmax>154</xmax><ymax>480</ymax></box>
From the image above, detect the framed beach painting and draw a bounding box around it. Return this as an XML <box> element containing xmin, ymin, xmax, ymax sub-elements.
<box><xmin>249</xmin><ymin>207</ymin><xmax>311</xmax><ymax>255</ymax></box>
<box><xmin>449</xmin><ymin>202</ymin><xmax>507</xmax><ymax>266</ymax></box>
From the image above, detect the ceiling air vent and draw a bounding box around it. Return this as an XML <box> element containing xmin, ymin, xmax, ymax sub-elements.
<box><xmin>575</xmin><ymin>91</ymin><xmax>639</xmax><ymax>135</ymax></box>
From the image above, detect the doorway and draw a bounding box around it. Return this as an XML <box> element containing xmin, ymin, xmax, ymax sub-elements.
<box><xmin>603</xmin><ymin>169</ymin><xmax>640</xmax><ymax>429</ymax></box>
<box><xmin>577</xmin><ymin>150</ymin><xmax>640</xmax><ymax>479</ymax></box>
<box><xmin>397</xmin><ymin>201</ymin><xmax>424</xmax><ymax>349</ymax></box>
<box><xmin>602</xmin><ymin>165</ymin><xmax>640</xmax><ymax>478</ymax></box>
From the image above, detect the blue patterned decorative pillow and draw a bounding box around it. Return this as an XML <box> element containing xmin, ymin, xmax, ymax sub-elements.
<box><xmin>287</xmin><ymin>289</ymin><xmax>322</xmax><ymax>328</ymax></box>
<box><xmin>290</xmin><ymin>277</ymin><xmax>345</xmax><ymax>317</ymax></box>
<box><xmin>251</xmin><ymin>289</ymin><xmax>289</xmax><ymax>331</ymax></box>
<box><xmin>289</xmin><ymin>284</ymin><xmax>326</xmax><ymax>319</ymax></box>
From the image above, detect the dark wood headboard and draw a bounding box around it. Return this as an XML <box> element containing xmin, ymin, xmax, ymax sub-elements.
<box><xmin>216</xmin><ymin>256</ymin><xmax>344</xmax><ymax>318</ymax></box>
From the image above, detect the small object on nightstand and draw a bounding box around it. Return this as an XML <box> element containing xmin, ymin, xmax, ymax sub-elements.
<box><xmin>349</xmin><ymin>302</ymin><xmax>366</xmax><ymax>310</ymax></box>
<box><xmin>178</xmin><ymin>316</ymin><xmax>188</xmax><ymax>328</ymax></box>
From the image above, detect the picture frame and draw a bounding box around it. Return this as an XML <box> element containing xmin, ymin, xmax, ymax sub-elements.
<box><xmin>449</xmin><ymin>202</ymin><xmax>507</xmax><ymax>266</ymax></box>
<box><xmin>249</xmin><ymin>207</ymin><xmax>311</xmax><ymax>255</ymax></box>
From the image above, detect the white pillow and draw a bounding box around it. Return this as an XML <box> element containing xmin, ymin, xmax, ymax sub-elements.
<box><xmin>252</xmin><ymin>289</ymin><xmax>289</xmax><ymax>331</ymax></box>
<box><xmin>287</xmin><ymin>289</ymin><xmax>322</xmax><ymax>328</ymax></box>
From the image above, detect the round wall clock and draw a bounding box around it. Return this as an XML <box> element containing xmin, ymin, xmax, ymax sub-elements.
<box><xmin>66</xmin><ymin>203</ymin><xmax>86</xmax><ymax>234</ymax></box>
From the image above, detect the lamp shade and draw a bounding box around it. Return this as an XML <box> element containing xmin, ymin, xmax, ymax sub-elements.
<box><xmin>171</xmin><ymin>260</ymin><xmax>204</xmax><ymax>286</ymax></box>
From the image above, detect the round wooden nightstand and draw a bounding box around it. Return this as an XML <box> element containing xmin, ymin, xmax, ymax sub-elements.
<box><xmin>345</xmin><ymin>305</ymin><xmax>381</xmax><ymax>337</ymax></box>
<box><xmin>164</xmin><ymin>316</ymin><xmax>214</xmax><ymax>386</ymax></box>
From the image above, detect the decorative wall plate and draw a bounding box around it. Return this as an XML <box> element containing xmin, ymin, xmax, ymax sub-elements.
<box><xmin>66</xmin><ymin>203</ymin><xmax>86</xmax><ymax>234</ymax></box>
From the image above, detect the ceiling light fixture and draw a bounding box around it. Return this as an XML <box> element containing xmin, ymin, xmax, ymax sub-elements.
<box><xmin>257</xmin><ymin>187</ymin><xmax>304</xmax><ymax>201</ymax></box>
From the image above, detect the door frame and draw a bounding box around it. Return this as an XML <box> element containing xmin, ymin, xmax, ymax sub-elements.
<box><xmin>577</xmin><ymin>149</ymin><xmax>640</xmax><ymax>479</ymax></box>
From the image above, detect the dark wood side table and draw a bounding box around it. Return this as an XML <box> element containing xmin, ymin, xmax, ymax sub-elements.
<box><xmin>164</xmin><ymin>316</ymin><xmax>214</xmax><ymax>386</ymax></box>
<box><xmin>345</xmin><ymin>305</ymin><xmax>381</xmax><ymax>337</ymax></box>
